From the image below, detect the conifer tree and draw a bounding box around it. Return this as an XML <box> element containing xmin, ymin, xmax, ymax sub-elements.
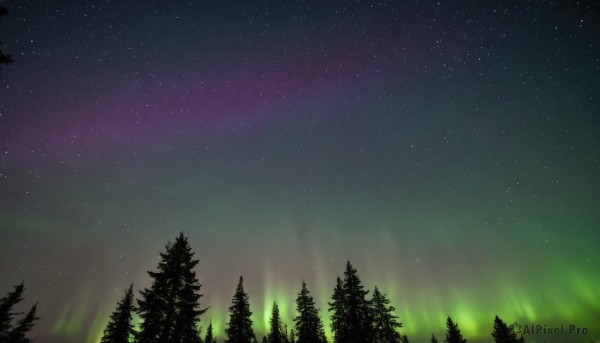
<box><xmin>6</xmin><ymin>303</ymin><xmax>38</xmax><ymax>343</ymax></box>
<box><xmin>269</xmin><ymin>302</ymin><xmax>283</xmax><ymax>343</ymax></box>
<box><xmin>371</xmin><ymin>286</ymin><xmax>402</xmax><ymax>343</ymax></box>
<box><xmin>399</xmin><ymin>335</ymin><xmax>409</xmax><ymax>343</ymax></box>
<box><xmin>328</xmin><ymin>277</ymin><xmax>346</xmax><ymax>343</ymax></box>
<box><xmin>0</xmin><ymin>282</ymin><xmax>39</xmax><ymax>343</ymax></box>
<box><xmin>343</xmin><ymin>262</ymin><xmax>373</xmax><ymax>343</ymax></box>
<box><xmin>0</xmin><ymin>282</ymin><xmax>24</xmax><ymax>337</ymax></box>
<box><xmin>329</xmin><ymin>262</ymin><xmax>373</xmax><ymax>343</ymax></box>
<box><xmin>294</xmin><ymin>282</ymin><xmax>327</xmax><ymax>343</ymax></box>
<box><xmin>136</xmin><ymin>233</ymin><xmax>207</xmax><ymax>343</ymax></box>
<box><xmin>101</xmin><ymin>284</ymin><xmax>136</xmax><ymax>343</ymax></box>
<box><xmin>430</xmin><ymin>334</ymin><xmax>438</xmax><ymax>343</ymax></box>
<box><xmin>491</xmin><ymin>316</ymin><xmax>524</xmax><ymax>343</ymax></box>
<box><xmin>204</xmin><ymin>322</ymin><xmax>217</xmax><ymax>343</ymax></box>
<box><xmin>226</xmin><ymin>276</ymin><xmax>254</xmax><ymax>343</ymax></box>
<box><xmin>444</xmin><ymin>317</ymin><xmax>466</xmax><ymax>343</ymax></box>
<box><xmin>281</xmin><ymin>323</ymin><xmax>290</xmax><ymax>343</ymax></box>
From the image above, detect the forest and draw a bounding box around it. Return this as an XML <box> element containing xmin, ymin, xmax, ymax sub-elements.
<box><xmin>1</xmin><ymin>233</ymin><xmax>525</xmax><ymax>343</ymax></box>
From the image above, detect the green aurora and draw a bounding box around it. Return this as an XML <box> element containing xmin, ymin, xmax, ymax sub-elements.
<box><xmin>1</xmin><ymin>1</ymin><xmax>599</xmax><ymax>343</ymax></box>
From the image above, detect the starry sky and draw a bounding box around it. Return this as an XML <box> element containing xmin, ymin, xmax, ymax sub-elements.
<box><xmin>0</xmin><ymin>1</ymin><xmax>599</xmax><ymax>342</ymax></box>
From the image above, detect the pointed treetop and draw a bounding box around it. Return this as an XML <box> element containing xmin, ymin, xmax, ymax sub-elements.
<box><xmin>227</xmin><ymin>276</ymin><xmax>254</xmax><ymax>343</ymax></box>
<box><xmin>0</xmin><ymin>282</ymin><xmax>39</xmax><ymax>343</ymax></box>
<box><xmin>445</xmin><ymin>316</ymin><xmax>467</xmax><ymax>343</ymax></box>
<box><xmin>100</xmin><ymin>284</ymin><xmax>135</xmax><ymax>343</ymax></box>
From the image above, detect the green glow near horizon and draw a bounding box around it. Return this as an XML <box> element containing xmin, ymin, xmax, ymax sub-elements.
<box><xmin>47</xmin><ymin>260</ymin><xmax>600</xmax><ymax>343</ymax></box>
<box><xmin>48</xmin><ymin>239</ymin><xmax>600</xmax><ymax>343</ymax></box>
<box><xmin>51</xmin><ymin>295</ymin><xmax>89</xmax><ymax>337</ymax></box>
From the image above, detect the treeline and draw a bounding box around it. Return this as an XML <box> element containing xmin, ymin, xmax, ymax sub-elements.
<box><xmin>1</xmin><ymin>233</ymin><xmax>525</xmax><ymax>343</ymax></box>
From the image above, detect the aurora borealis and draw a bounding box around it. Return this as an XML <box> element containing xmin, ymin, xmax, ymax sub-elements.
<box><xmin>0</xmin><ymin>1</ymin><xmax>599</xmax><ymax>342</ymax></box>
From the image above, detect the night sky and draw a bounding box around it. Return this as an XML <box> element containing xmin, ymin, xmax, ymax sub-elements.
<box><xmin>1</xmin><ymin>1</ymin><xmax>599</xmax><ymax>343</ymax></box>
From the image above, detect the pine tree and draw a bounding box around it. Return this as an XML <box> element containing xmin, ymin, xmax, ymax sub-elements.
<box><xmin>136</xmin><ymin>233</ymin><xmax>207</xmax><ymax>343</ymax></box>
<box><xmin>101</xmin><ymin>284</ymin><xmax>136</xmax><ymax>343</ymax></box>
<box><xmin>0</xmin><ymin>283</ymin><xmax>24</xmax><ymax>338</ymax></box>
<box><xmin>329</xmin><ymin>262</ymin><xmax>373</xmax><ymax>343</ymax></box>
<box><xmin>430</xmin><ymin>334</ymin><xmax>438</xmax><ymax>343</ymax></box>
<box><xmin>226</xmin><ymin>276</ymin><xmax>254</xmax><ymax>343</ymax></box>
<box><xmin>399</xmin><ymin>335</ymin><xmax>409</xmax><ymax>343</ymax></box>
<box><xmin>6</xmin><ymin>303</ymin><xmax>38</xmax><ymax>343</ymax></box>
<box><xmin>328</xmin><ymin>277</ymin><xmax>346</xmax><ymax>343</ymax></box>
<box><xmin>281</xmin><ymin>323</ymin><xmax>290</xmax><ymax>343</ymax></box>
<box><xmin>444</xmin><ymin>317</ymin><xmax>466</xmax><ymax>343</ymax></box>
<box><xmin>269</xmin><ymin>302</ymin><xmax>283</xmax><ymax>343</ymax></box>
<box><xmin>343</xmin><ymin>262</ymin><xmax>373</xmax><ymax>343</ymax></box>
<box><xmin>371</xmin><ymin>286</ymin><xmax>402</xmax><ymax>343</ymax></box>
<box><xmin>289</xmin><ymin>329</ymin><xmax>296</xmax><ymax>343</ymax></box>
<box><xmin>0</xmin><ymin>282</ymin><xmax>39</xmax><ymax>343</ymax></box>
<box><xmin>294</xmin><ymin>282</ymin><xmax>326</xmax><ymax>343</ymax></box>
<box><xmin>204</xmin><ymin>322</ymin><xmax>217</xmax><ymax>343</ymax></box>
<box><xmin>491</xmin><ymin>316</ymin><xmax>524</xmax><ymax>343</ymax></box>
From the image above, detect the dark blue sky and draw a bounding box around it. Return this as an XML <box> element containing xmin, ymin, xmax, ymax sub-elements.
<box><xmin>1</xmin><ymin>1</ymin><xmax>599</xmax><ymax>342</ymax></box>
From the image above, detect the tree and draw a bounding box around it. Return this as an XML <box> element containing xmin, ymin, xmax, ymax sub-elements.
<box><xmin>269</xmin><ymin>302</ymin><xmax>283</xmax><ymax>343</ymax></box>
<box><xmin>204</xmin><ymin>321</ymin><xmax>217</xmax><ymax>343</ymax></box>
<box><xmin>328</xmin><ymin>277</ymin><xmax>346</xmax><ymax>343</ymax></box>
<box><xmin>491</xmin><ymin>316</ymin><xmax>524</xmax><ymax>343</ymax></box>
<box><xmin>0</xmin><ymin>282</ymin><xmax>39</xmax><ymax>343</ymax></box>
<box><xmin>329</xmin><ymin>262</ymin><xmax>373</xmax><ymax>343</ymax></box>
<box><xmin>444</xmin><ymin>317</ymin><xmax>466</xmax><ymax>343</ymax></box>
<box><xmin>399</xmin><ymin>335</ymin><xmax>409</xmax><ymax>343</ymax></box>
<box><xmin>101</xmin><ymin>284</ymin><xmax>136</xmax><ymax>343</ymax></box>
<box><xmin>6</xmin><ymin>305</ymin><xmax>38</xmax><ymax>343</ymax></box>
<box><xmin>0</xmin><ymin>6</ymin><xmax>14</xmax><ymax>72</ymax></box>
<box><xmin>226</xmin><ymin>276</ymin><xmax>254</xmax><ymax>343</ymax></box>
<box><xmin>136</xmin><ymin>233</ymin><xmax>207</xmax><ymax>343</ymax></box>
<box><xmin>430</xmin><ymin>334</ymin><xmax>438</xmax><ymax>343</ymax></box>
<box><xmin>294</xmin><ymin>282</ymin><xmax>326</xmax><ymax>343</ymax></box>
<box><xmin>370</xmin><ymin>286</ymin><xmax>402</xmax><ymax>343</ymax></box>
<box><xmin>280</xmin><ymin>323</ymin><xmax>290</xmax><ymax>343</ymax></box>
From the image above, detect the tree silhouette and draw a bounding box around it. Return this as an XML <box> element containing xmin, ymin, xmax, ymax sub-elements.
<box><xmin>268</xmin><ymin>302</ymin><xmax>283</xmax><ymax>343</ymax></box>
<box><xmin>430</xmin><ymin>334</ymin><xmax>438</xmax><ymax>343</ymax></box>
<box><xmin>444</xmin><ymin>317</ymin><xmax>466</xmax><ymax>343</ymax></box>
<box><xmin>0</xmin><ymin>7</ymin><xmax>14</xmax><ymax>72</ymax></box>
<box><xmin>0</xmin><ymin>282</ymin><xmax>39</xmax><ymax>343</ymax></box>
<box><xmin>328</xmin><ymin>277</ymin><xmax>346</xmax><ymax>343</ymax></box>
<box><xmin>226</xmin><ymin>276</ymin><xmax>254</xmax><ymax>343</ymax></box>
<box><xmin>491</xmin><ymin>315</ymin><xmax>524</xmax><ymax>343</ymax></box>
<box><xmin>101</xmin><ymin>284</ymin><xmax>136</xmax><ymax>343</ymax></box>
<box><xmin>371</xmin><ymin>286</ymin><xmax>402</xmax><ymax>343</ymax></box>
<box><xmin>294</xmin><ymin>282</ymin><xmax>326</xmax><ymax>343</ymax></box>
<box><xmin>204</xmin><ymin>321</ymin><xmax>217</xmax><ymax>343</ymax></box>
<box><xmin>136</xmin><ymin>233</ymin><xmax>207</xmax><ymax>343</ymax></box>
<box><xmin>280</xmin><ymin>323</ymin><xmax>290</xmax><ymax>343</ymax></box>
<box><xmin>329</xmin><ymin>262</ymin><xmax>373</xmax><ymax>343</ymax></box>
<box><xmin>399</xmin><ymin>335</ymin><xmax>409</xmax><ymax>343</ymax></box>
